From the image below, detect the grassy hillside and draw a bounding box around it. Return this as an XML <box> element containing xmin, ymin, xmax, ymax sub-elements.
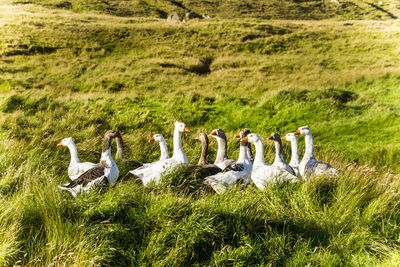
<box><xmin>1</xmin><ymin>0</ymin><xmax>400</xmax><ymax>265</ymax></box>
<box><xmin>13</xmin><ymin>0</ymin><xmax>400</xmax><ymax>20</ymax></box>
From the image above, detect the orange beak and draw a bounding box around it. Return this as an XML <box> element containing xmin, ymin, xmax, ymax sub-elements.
<box><xmin>209</xmin><ymin>130</ymin><xmax>217</xmax><ymax>136</ymax></box>
<box><xmin>241</xmin><ymin>136</ymin><xmax>248</xmax><ymax>142</ymax></box>
<box><xmin>57</xmin><ymin>141</ymin><xmax>63</xmax><ymax>146</ymax></box>
<box><xmin>294</xmin><ymin>129</ymin><xmax>300</xmax><ymax>135</ymax></box>
<box><xmin>184</xmin><ymin>126</ymin><xmax>190</xmax><ymax>132</ymax></box>
<box><xmin>148</xmin><ymin>137</ymin><xmax>155</xmax><ymax>142</ymax></box>
<box><xmin>268</xmin><ymin>135</ymin><xmax>274</xmax><ymax>140</ymax></box>
<box><xmin>281</xmin><ymin>136</ymin><xmax>287</xmax><ymax>141</ymax></box>
<box><xmin>234</xmin><ymin>133</ymin><xmax>240</xmax><ymax>138</ymax></box>
<box><xmin>195</xmin><ymin>135</ymin><xmax>199</xmax><ymax>140</ymax></box>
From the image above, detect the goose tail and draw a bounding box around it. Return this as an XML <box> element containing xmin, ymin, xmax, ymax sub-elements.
<box><xmin>58</xmin><ymin>184</ymin><xmax>78</xmax><ymax>197</ymax></box>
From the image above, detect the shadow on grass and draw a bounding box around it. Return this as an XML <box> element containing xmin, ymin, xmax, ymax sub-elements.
<box><xmin>160</xmin><ymin>57</ymin><xmax>213</xmax><ymax>75</ymax></box>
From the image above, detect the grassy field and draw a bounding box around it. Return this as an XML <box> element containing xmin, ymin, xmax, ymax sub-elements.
<box><xmin>1</xmin><ymin>0</ymin><xmax>400</xmax><ymax>265</ymax></box>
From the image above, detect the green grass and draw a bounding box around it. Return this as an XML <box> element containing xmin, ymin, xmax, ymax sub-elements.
<box><xmin>1</xmin><ymin>0</ymin><xmax>400</xmax><ymax>265</ymax></box>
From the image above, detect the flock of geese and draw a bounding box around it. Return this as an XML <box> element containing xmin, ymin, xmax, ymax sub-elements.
<box><xmin>57</xmin><ymin>121</ymin><xmax>338</xmax><ymax>196</ymax></box>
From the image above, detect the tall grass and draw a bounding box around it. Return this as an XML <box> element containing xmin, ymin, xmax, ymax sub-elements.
<box><xmin>2</xmin><ymin>155</ymin><xmax>400</xmax><ymax>265</ymax></box>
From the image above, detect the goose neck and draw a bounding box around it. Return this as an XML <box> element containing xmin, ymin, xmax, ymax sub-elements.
<box><xmin>253</xmin><ymin>140</ymin><xmax>266</xmax><ymax>168</ymax></box>
<box><xmin>101</xmin><ymin>148</ymin><xmax>112</xmax><ymax>162</ymax></box>
<box><xmin>304</xmin><ymin>133</ymin><xmax>315</xmax><ymax>160</ymax></box>
<box><xmin>172</xmin><ymin>128</ymin><xmax>188</xmax><ymax>163</ymax></box>
<box><xmin>159</xmin><ymin>139</ymin><xmax>169</xmax><ymax>160</ymax></box>
<box><xmin>246</xmin><ymin>143</ymin><xmax>254</xmax><ymax>161</ymax></box>
<box><xmin>67</xmin><ymin>142</ymin><xmax>80</xmax><ymax>164</ymax></box>
<box><xmin>289</xmin><ymin>137</ymin><xmax>300</xmax><ymax>166</ymax></box>
<box><xmin>198</xmin><ymin>138</ymin><xmax>208</xmax><ymax>165</ymax></box>
<box><xmin>273</xmin><ymin>139</ymin><xmax>285</xmax><ymax>164</ymax></box>
<box><xmin>101</xmin><ymin>136</ymin><xmax>116</xmax><ymax>165</ymax></box>
<box><xmin>215</xmin><ymin>136</ymin><xmax>228</xmax><ymax>163</ymax></box>
<box><xmin>115</xmin><ymin>136</ymin><xmax>124</xmax><ymax>159</ymax></box>
<box><xmin>102</xmin><ymin>136</ymin><xmax>113</xmax><ymax>153</ymax></box>
<box><xmin>172</xmin><ymin>128</ymin><xmax>182</xmax><ymax>157</ymax></box>
<box><xmin>237</xmin><ymin>142</ymin><xmax>250</xmax><ymax>163</ymax></box>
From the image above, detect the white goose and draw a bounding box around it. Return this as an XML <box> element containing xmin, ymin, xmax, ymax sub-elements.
<box><xmin>244</xmin><ymin>133</ymin><xmax>297</xmax><ymax>190</ymax></box>
<box><xmin>57</xmin><ymin>137</ymin><xmax>96</xmax><ymax>180</ymax></box>
<box><xmin>209</xmin><ymin>129</ymin><xmax>236</xmax><ymax>170</ymax></box>
<box><xmin>129</xmin><ymin>121</ymin><xmax>190</xmax><ymax>186</ymax></box>
<box><xmin>114</xmin><ymin>134</ymin><xmax>168</xmax><ymax>169</ymax></box>
<box><xmin>281</xmin><ymin>133</ymin><xmax>301</xmax><ymax>177</ymax></box>
<box><xmin>295</xmin><ymin>126</ymin><xmax>338</xmax><ymax>177</ymax></box>
<box><xmin>148</xmin><ymin>134</ymin><xmax>169</xmax><ymax>161</ymax></box>
<box><xmin>204</xmin><ymin>129</ymin><xmax>252</xmax><ymax>194</ymax></box>
<box><xmin>268</xmin><ymin>133</ymin><xmax>296</xmax><ymax>177</ymax></box>
<box><xmin>234</xmin><ymin>128</ymin><xmax>254</xmax><ymax>162</ymax></box>
<box><xmin>58</xmin><ymin>130</ymin><xmax>121</xmax><ymax>197</ymax></box>
<box><xmin>137</xmin><ymin>134</ymin><xmax>170</xmax><ymax>169</ymax></box>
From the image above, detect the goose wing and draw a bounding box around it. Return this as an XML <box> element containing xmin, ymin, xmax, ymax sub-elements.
<box><xmin>215</xmin><ymin>159</ymin><xmax>236</xmax><ymax>170</ymax></box>
<box><xmin>202</xmin><ymin>164</ymin><xmax>222</xmax><ymax>176</ymax></box>
<box><xmin>223</xmin><ymin>163</ymin><xmax>244</xmax><ymax>172</ymax></box>
<box><xmin>308</xmin><ymin>160</ymin><xmax>338</xmax><ymax>176</ymax></box>
<box><xmin>62</xmin><ymin>164</ymin><xmax>106</xmax><ymax>188</ymax></box>
<box><xmin>251</xmin><ymin>166</ymin><xmax>297</xmax><ymax>190</ymax></box>
<box><xmin>68</xmin><ymin>162</ymin><xmax>97</xmax><ymax>180</ymax></box>
<box><xmin>133</xmin><ymin>158</ymin><xmax>179</xmax><ymax>186</ymax></box>
<box><xmin>205</xmin><ymin>169</ymin><xmax>250</xmax><ymax>194</ymax></box>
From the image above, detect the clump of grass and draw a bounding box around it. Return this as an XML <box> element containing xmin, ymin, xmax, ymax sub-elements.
<box><xmin>153</xmin><ymin>165</ymin><xmax>212</xmax><ymax>197</ymax></box>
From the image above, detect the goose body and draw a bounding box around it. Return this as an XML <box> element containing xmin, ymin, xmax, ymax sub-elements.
<box><xmin>58</xmin><ymin>130</ymin><xmax>121</xmax><ymax>197</ymax></box>
<box><xmin>245</xmin><ymin>134</ymin><xmax>297</xmax><ymax>190</ymax></box>
<box><xmin>205</xmin><ymin>129</ymin><xmax>252</xmax><ymax>194</ymax></box>
<box><xmin>57</xmin><ymin>137</ymin><xmax>97</xmax><ymax>181</ymax></box>
<box><xmin>295</xmin><ymin>126</ymin><xmax>338</xmax><ymax>177</ymax></box>
<box><xmin>129</xmin><ymin>121</ymin><xmax>190</xmax><ymax>186</ymax></box>
<box><xmin>282</xmin><ymin>133</ymin><xmax>301</xmax><ymax>177</ymax></box>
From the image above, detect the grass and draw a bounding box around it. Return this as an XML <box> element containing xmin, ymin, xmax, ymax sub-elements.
<box><xmin>1</xmin><ymin>0</ymin><xmax>400</xmax><ymax>265</ymax></box>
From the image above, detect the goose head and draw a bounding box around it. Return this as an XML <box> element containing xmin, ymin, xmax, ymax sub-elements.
<box><xmin>195</xmin><ymin>132</ymin><xmax>208</xmax><ymax>143</ymax></box>
<box><xmin>235</xmin><ymin>128</ymin><xmax>251</xmax><ymax>145</ymax></box>
<box><xmin>281</xmin><ymin>133</ymin><xmax>296</xmax><ymax>142</ymax></box>
<box><xmin>209</xmin><ymin>129</ymin><xmax>227</xmax><ymax>141</ymax></box>
<box><xmin>175</xmin><ymin>121</ymin><xmax>190</xmax><ymax>133</ymax></box>
<box><xmin>241</xmin><ymin>133</ymin><xmax>261</xmax><ymax>144</ymax></box>
<box><xmin>57</xmin><ymin>137</ymin><xmax>74</xmax><ymax>146</ymax></box>
<box><xmin>101</xmin><ymin>130</ymin><xmax>121</xmax><ymax>153</ymax></box>
<box><xmin>149</xmin><ymin>134</ymin><xmax>164</xmax><ymax>143</ymax></box>
<box><xmin>294</xmin><ymin>125</ymin><xmax>310</xmax><ymax>136</ymax></box>
<box><xmin>104</xmin><ymin>130</ymin><xmax>122</xmax><ymax>139</ymax></box>
<box><xmin>268</xmin><ymin>133</ymin><xmax>281</xmax><ymax>141</ymax></box>
<box><xmin>234</xmin><ymin>128</ymin><xmax>252</xmax><ymax>139</ymax></box>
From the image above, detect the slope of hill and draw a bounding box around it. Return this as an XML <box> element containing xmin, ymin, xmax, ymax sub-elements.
<box><xmin>13</xmin><ymin>0</ymin><xmax>400</xmax><ymax>20</ymax></box>
<box><xmin>1</xmin><ymin>0</ymin><xmax>400</xmax><ymax>265</ymax></box>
